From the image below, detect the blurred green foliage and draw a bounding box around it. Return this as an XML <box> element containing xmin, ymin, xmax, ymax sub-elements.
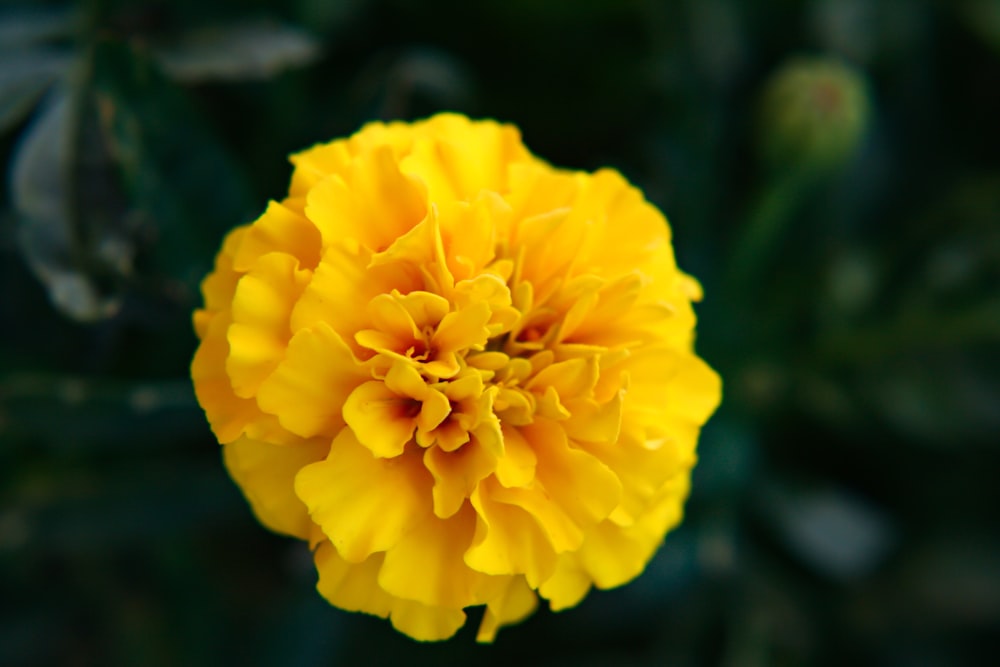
<box><xmin>2</xmin><ymin>0</ymin><xmax>999</xmax><ymax>665</ymax></box>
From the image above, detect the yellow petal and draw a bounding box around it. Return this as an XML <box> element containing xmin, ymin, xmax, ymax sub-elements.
<box><xmin>314</xmin><ymin>542</ymin><xmax>392</xmax><ymax>618</ymax></box>
<box><xmin>305</xmin><ymin>145</ymin><xmax>427</xmax><ymax>252</ymax></box>
<box><xmin>476</xmin><ymin>575</ymin><xmax>538</xmax><ymax>643</ymax></box>
<box><xmin>465</xmin><ymin>479</ymin><xmax>557</xmax><ymax>588</ymax></box>
<box><xmin>519</xmin><ymin>419</ymin><xmax>622</xmax><ymax>540</ymax></box>
<box><xmin>578</xmin><ymin>513</ymin><xmax>672</xmax><ymax>590</ymax></box>
<box><xmin>296</xmin><ymin>428</ymin><xmax>432</xmax><ymax>562</ymax></box>
<box><xmin>428</xmin><ymin>420</ymin><xmax>470</xmax><ymax>453</ymax></box>
<box><xmin>493</xmin><ymin>424</ymin><xmax>537</xmax><ymax>488</ymax></box>
<box><xmin>562</xmin><ymin>392</ymin><xmax>623</xmax><ymax>445</ymax></box>
<box><xmin>191</xmin><ymin>313</ymin><xmax>280</xmax><ymax>444</ymax></box>
<box><xmin>466</xmin><ymin>351</ymin><xmax>510</xmax><ymax>371</ymax></box>
<box><xmin>488</xmin><ymin>484</ymin><xmax>583</xmax><ymax>553</ymax></box>
<box><xmin>514</xmin><ymin>208</ymin><xmax>581</xmax><ymax>302</ymax></box>
<box><xmin>665</xmin><ymin>354</ymin><xmax>724</xmax><ymax>425</ymax></box>
<box><xmin>379</xmin><ymin>503</ymin><xmax>501</xmax><ymax>608</ymax></box>
<box><xmin>452</xmin><ymin>273</ymin><xmax>516</xmax><ymax>323</ymax></box>
<box><xmin>388</xmin><ymin>599</ymin><xmax>467</xmax><ymax>642</ymax></box>
<box><xmin>560</xmin><ymin>273</ymin><xmax>679</xmax><ymax>350</ymax></box>
<box><xmin>365</xmin><ymin>293</ymin><xmax>421</xmax><ymax>342</ymax></box>
<box><xmin>227</xmin><ymin>252</ymin><xmax>311</xmax><ymax>397</ymax></box>
<box><xmin>471</xmin><ymin>405</ymin><xmax>504</xmax><ymax>459</ymax></box>
<box><xmin>423</xmin><ymin>437</ymin><xmax>498</xmax><ymax>518</ymax></box>
<box><xmin>571</xmin><ymin>169</ymin><xmax>674</xmax><ymax>279</ymax></box>
<box><xmin>438</xmin><ymin>369</ymin><xmax>483</xmax><ymax>401</ymax></box>
<box><xmin>223</xmin><ymin>436</ymin><xmax>328</xmax><ymax>538</ymax></box>
<box><xmin>526</xmin><ymin>356</ymin><xmax>599</xmax><ymax>401</ymax></box>
<box><xmin>435</xmin><ymin>195</ymin><xmax>502</xmax><ymax>282</ymax></box>
<box><xmin>382</xmin><ymin>362</ymin><xmax>451</xmax><ymax>433</ymax></box>
<box><xmin>578</xmin><ymin>476</ymin><xmax>689</xmax><ymax>589</ymax></box>
<box><xmin>291</xmin><ymin>242</ymin><xmax>423</xmax><ymax>358</ymax></box>
<box><xmin>193</xmin><ymin>308</ymin><xmax>213</xmax><ymax>340</ymax></box>
<box><xmin>493</xmin><ymin>387</ymin><xmax>535</xmax><ymax>426</ymax></box>
<box><xmin>256</xmin><ymin>323</ymin><xmax>368</xmax><ymax>439</ymax></box>
<box><xmin>288</xmin><ymin>138</ymin><xmax>352</xmax><ymax>197</ymax></box>
<box><xmin>343</xmin><ymin>381</ymin><xmax>417</xmax><ymax>458</ymax></box>
<box><xmin>554</xmin><ymin>277</ymin><xmax>602</xmax><ymax>342</ymax></box>
<box><xmin>232</xmin><ymin>200</ymin><xmax>321</xmax><ymax>272</ymax></box>
<box><xmin>504</xmin><ymin>162</ymin><xmax>579</xmax><ymax>231</ymax></box>
<box><xmin>534</xmin><ymin>385</ymin><xmax>571</xmax><ymax>421</ymax></box>
<box><xmin>427</xmin><ymin>301</ymin><xmax>492</xmax><ymax>377</ymax></box>
<box><xmin>199</xmin><ymin>226</ymin><xmax>246</xmax><ymax>314</ymax></box>
<box><xmin>574</xmin><ymin>427</ymin><xmax>681</xmax><ymax>527</ymax></box>
<box><xmin>370</xmin><ymin>213</ymin><xmax>453</xmax><ymax>295</ymax></box>
<box><xmin>537</xmin><ymin>554</ymin><xmax>592</xmax><ymax>611</ymax></box>
<box><xmin>400</xmin><ymin>115</ymin><xmax>531</xmax><ymax>203</ymax></box>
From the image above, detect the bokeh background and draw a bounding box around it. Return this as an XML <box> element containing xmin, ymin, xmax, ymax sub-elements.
<box><xmin>2</xmin><ymin>0</ymin><xmax>999</xmax><ymax>665</ymax></box>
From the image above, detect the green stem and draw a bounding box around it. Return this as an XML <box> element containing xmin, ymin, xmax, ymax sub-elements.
<box><xmin>726</xmin><ymin>168</ymin><xmax>816</xmax><ymax>291</ymax></box>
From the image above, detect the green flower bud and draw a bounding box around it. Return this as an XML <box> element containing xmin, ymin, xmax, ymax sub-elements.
<box><xmin>757</xmin><ymin>56</ymin><xmax>872</xmax><ymax>173</ymax></box>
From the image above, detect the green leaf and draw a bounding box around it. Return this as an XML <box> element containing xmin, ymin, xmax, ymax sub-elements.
<box><xmin>154</xmin><ymin>19</ymin><xmax>321</xmax><ymax>83</ymax></box>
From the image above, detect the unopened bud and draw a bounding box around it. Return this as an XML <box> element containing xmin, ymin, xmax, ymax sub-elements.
<box><xmin>757</xmin><ymin>56</ymin><xmax>871</xmax><ymax>172</ymax></box>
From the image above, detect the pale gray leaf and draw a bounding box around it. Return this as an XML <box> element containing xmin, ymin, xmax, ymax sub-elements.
<box><xmin>11</xmin><ymin>88</ymin><xmax>72</xmax><ymax>236</ymax></box>
<box><xmin>154</xmin><ymin>20</ymin><xmax>321</xmax><ymax>83</ymax></box>
<box><xmin>0</xmin><ymin>49</ymin><xmax>71</xmax><ymax>133</ymax></box>
<box><xmin>0</xmin><ymin>7</ymin><xmax>76</xmax><ymax>50</ymax></box>
<box><xmin>11</xmin><ymin>87</ymin><xmax>122</xmax><ymax>322</ymax></box>
<box><xmin>761</xmin><ymin>484</ymin><xmax>895</xmax><ymax>580</ymax></box>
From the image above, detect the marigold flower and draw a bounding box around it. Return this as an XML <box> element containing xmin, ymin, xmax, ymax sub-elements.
<box><xmin>191</xmin><ymin>113</ymin><xmax>721</xmax><ymax>641</ymax></box>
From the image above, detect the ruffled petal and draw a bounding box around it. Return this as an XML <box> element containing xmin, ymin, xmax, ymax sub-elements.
<box><xmin>423</xmin><ymin>437</ymin><xmax>498</xmax><ymax>519</ymax></box>
<box><xmin>296</xmin><ymin>428</ymin><xmax>433</xmax><ymax>563</ymax></box>
<box><xmin>223</xmin><ymin>436</ymin><xmax>328</xmax><ymax>538</ymax></box>
<box><xmin>521</xmin><ymin>419</ymin><xmax>622</xmax><ymax>532</ymax></box>
<box><xmin>314</xmin><ymin>542</ymin><xmax>392</xmax><ymax>618</ymax></box>
<box><xmin>388</xmin><ymin>600</ymin><xmax>467</xmax><ymax>643</ymax></box>
<box><xmin>466</xmin><ymin>478</ymin><xmax>558</xmax><ymax>588</ymax></box>
<box><xmin>578</xmin><ymin>476</ymin><xmax>690</xmax><ymax>589</ymax></box>
<box><xmin>256</xmin><ymin>323</ymin><xmax>369</xmax><ymax>439</ymax></box>
<box><xmin>232</xmin><ymin>200</ymin><xmax>321</xmax><ymax>272</ymax></box>
<box><xmin>291</xmin><ymin>242</ymin><xmax>423</xmax><ymax>358</ymax></box>
<box><xmin>343</xmin><ymin>381</ymin><xmax>418</xmax><ymax>458</ymax></box>
<box><xmin>493</xmin><ymin>424</ymin><xmax>537</xmax><ymax>488</ymax></box>
<box><xmin>191</xmin><ymin>313</ymin><xmax>292</xmax><ymax>445</ymax></box>
<box><xmin>476</xmin><ymin>575</ymin><xmax>538</xmax><ymax>643</ymax></box>
<box><xmin>379</xmin><ymin>503</ymin><xmax>501</xmax><ymax>608</ymax></box>
<box><xmin>538</xmin><ymin>555</ymin><xmax>592</xmax><ymax>611</ymax></box>
<box><xmin>227</xmin><ymin>252</ymin><xmax>311</xmax><ymax>397</ymax></box>
<box><xmin>305</xmin><ymin>145</ymin><xmax>427</xmax><ymax>252</ymax></box>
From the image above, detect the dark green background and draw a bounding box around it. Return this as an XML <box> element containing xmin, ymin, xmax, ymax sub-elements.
<box><xmin>2</xmin><ymin>0</ymin><xmax>998</xmax><ymax>665</ymax></box>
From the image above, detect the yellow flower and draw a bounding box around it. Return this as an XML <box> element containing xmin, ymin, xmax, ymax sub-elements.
<box><xmin>191</xmin><ymin>113</ymin><xmax>721</xmax><ymax>642</ymax></box>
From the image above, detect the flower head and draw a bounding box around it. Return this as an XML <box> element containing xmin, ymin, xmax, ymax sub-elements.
<box><xmin>191</xmin><ymin>113</ymin><xmax>721</xmax><ymax>641</ymax></box>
